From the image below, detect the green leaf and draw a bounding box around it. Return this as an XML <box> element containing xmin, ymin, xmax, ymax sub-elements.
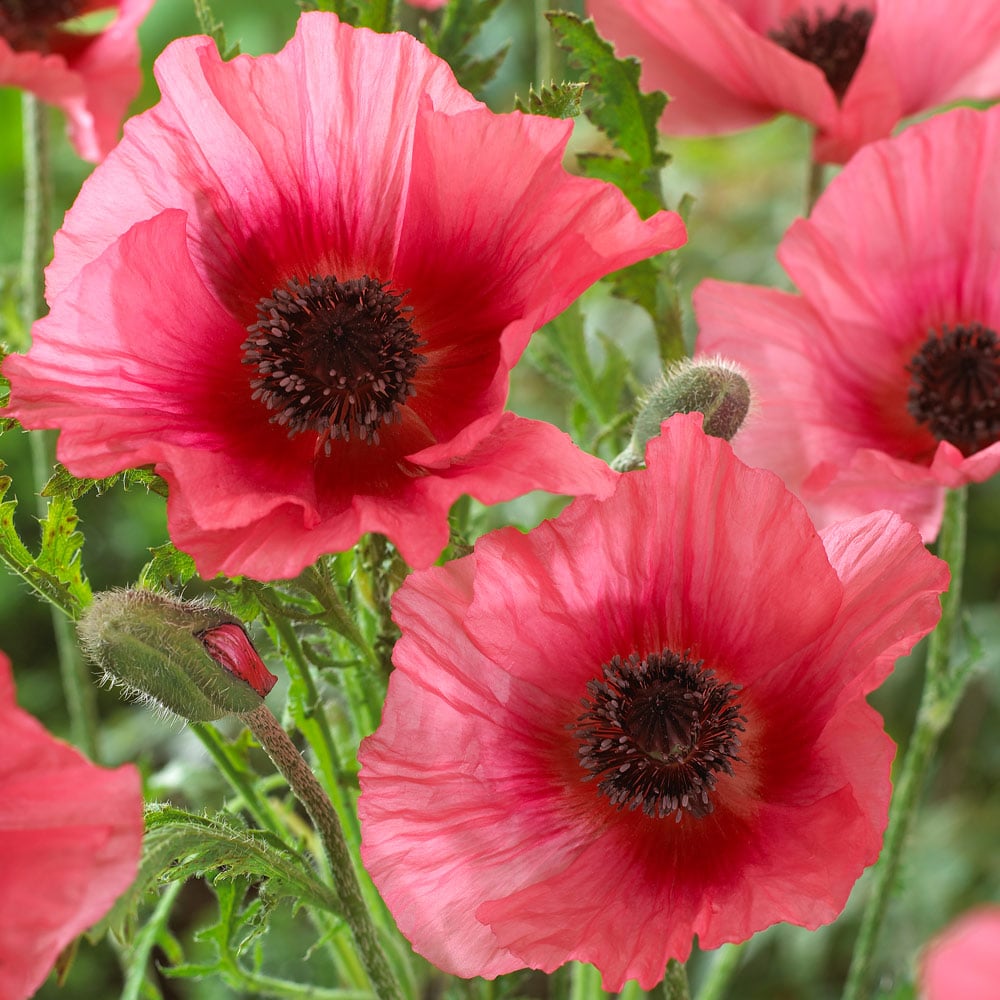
<box><xmin>577</xmin><ymin>152</ymin><xmax>663</xmax><ymax>219</ymax></box>
<box><xmin>138</xmin><ymin>542</ymin><xmax>198</xmax><ymax>591</ymax></box>
<box><xmin>422</xmin><ymin>0</ymin><xmax>507</xmax><ymax>95</ymax></box>
<box><xmin>514</xmin><ymin>81</ymin><xmax>586</xmax><ymax>119</ymax></box>
<box><xmin>41</xmin><ymin>463</ymin><xmax>167</xmax><ymax>501</ymax></box>
<box><xmin>546</xmin><ymin>12</ymin><xmax>667</xmax><ymax>170</ymax></box>
<box><xmin>0</xmin><ymin>468</ymin><xmax>91</xmax><ymax>619</ymax></box>
<box><xmin>192</xmin><ymin>0</ymin><xmax>241</xmax><ymax>59</ymax></box>
<box><xmin>110</xmin><ymin>806</ymin><xmax>343</xmax><ymax>942</ymax></box>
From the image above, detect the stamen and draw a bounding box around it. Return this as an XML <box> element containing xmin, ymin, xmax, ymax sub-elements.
<box><xmin>575</xmin><ymin>651</ymin><xmax>746</xmax><ymax>822</ymax></box>
<box><xmin>242</xmin><ymin>275</ymin><xmax>425</xmax><ymax>453</ymax></box>
<box><xmin>907</xmin><ymin>323</ymin><xmax>1000</xmax><ymax>457</ymax></box>
<box><xmin>0</xmin><ymin>0</ymin><xmax>83</xmax><ymax>51</ymax></box>
<box><xmin>769</xmin><ymin>4</ymin><xmax>874</xmax><ymax>100</ymax></box>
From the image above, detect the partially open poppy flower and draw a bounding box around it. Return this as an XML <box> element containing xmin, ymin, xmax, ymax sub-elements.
<box><xmin>587</xmin><ymin>0</ymin><xmax>1000</xmax><ymax>163</ymax></box>
<box><xmin>2</xmin><ymin>12</ymin><xmax>684</xmax><ymax>579</ymax></box>
<box><xmin>0</xmin><ymin>0</ymin><xmax>153</xmax><ymax>162</ymax></box>
<box><xmin>358</xmin><ymin>413</ymin><xmax>947</xmax><ymax>989</ymax></box>
<box><xmin>920</xmin><ymin>907</ymin><xmax>1000</xmax><ymax>1000</ymax></box>
<box><xmin>0</xmin><ymin>652</ymin><xmax>143</xmax><ymax>1000</ymax></box>
<box><xmin>695</xmin><ymin>105</ymin><xmax>1000</xmax><ymax>540</ymax></box>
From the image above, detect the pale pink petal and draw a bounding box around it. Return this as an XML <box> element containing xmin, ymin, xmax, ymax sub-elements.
<box><xmin>921</xmin><ymin>908</ymin><xmax>1000</xmax><ymax>1000</ymax></box>
<box><xmin>0</xmin><ymin>654</ymin><xmax>143</xmax><ymax>1000</ymax></box>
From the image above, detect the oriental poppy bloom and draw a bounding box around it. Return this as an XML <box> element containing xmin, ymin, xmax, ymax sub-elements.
<box><xmin>920</xmin><ymin>908</ymin><xmax>1000</xmax><ymax>1000</ymax></box>
<box><xmin>358</xmin><ymin>413</ymin><xmax>947</xmax><ymax>989</ymax></box>
<box><xmin>695</xmin><ymin>105</ymin><xmax>1000</xmax><ymax>541</ymax></box>
<box><xmin>0</xmin><ymin>652</ymin><xmax>142</xmax><ymax>1000</ymax></box>
<box><xmin>587</xmin><ymin>0</ymin><xmax>1000</xmax><ymax>163</ymax></box>
<box><xmin>0</xmin><ymin>0</ymin><xmax>153</xmax><ymax>162</ymax></box>
<box><xmin>2</xmin><ymin>12</ymin><xmax>684</xmax><ymax>579</ymax></box>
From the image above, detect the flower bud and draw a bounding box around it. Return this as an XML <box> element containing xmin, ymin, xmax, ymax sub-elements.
<box><xmin>78</xmin><ymin>589</ymin><xmax>277</xmax><ymax>722</ymax></box>
<box><xmin>613</xmin><ymin>357</ymin><xmax>751</xmax><ymax>471</ymax></box>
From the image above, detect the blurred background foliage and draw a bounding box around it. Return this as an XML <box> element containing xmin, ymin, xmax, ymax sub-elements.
<box><xmin>1</xmin><ymin>1</ymin><xmax>999</xmax><ymax>998</ymax></box>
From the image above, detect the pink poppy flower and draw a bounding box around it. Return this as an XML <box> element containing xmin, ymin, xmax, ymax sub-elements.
<box><xmin>357</xmin><ymin>412</ymin><xmax>947</xmax><ymax>989</ymax></box>
<box><xmin>695</xmin><ymin>105</ymin><xmax>1000</xmax><ymax>541</ymax></box>
<box><xmin>405</xmin><ymin>0</ymin><xmax>447</xmax><ymax>9</ymax></box>
<box><xmin>920</xmin><ymin>908</ymin><xmax>1000</xmax><ymax>1000</ymax></box>
<box><xmin>587</xmin><ymin>0</ymin><xmax>1000</xmax><ymax>163</ymax></box>
<box><xmin>0</xmin><ymin>0</ymin><xmax>153</xmax><ymax>162</ymax></box>
<box><xmin>0</xmin><ymin>651</ymin><xmax>143</xmax><ymax>1000</ymax></box>
<box><xmin>2</xmin><ymin>13</ymin><xmax>684</xmax><ymax>580</ymax></box>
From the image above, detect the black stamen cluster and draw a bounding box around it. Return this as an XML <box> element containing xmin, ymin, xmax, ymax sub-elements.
<box><xmin>242</xmin><ymin>275</ymin><xmax>425</xmax><ymax>453</ymax></box>
<box><xmin>575</xmin><ymin>651</ymin><xmax>746</xmax><ymax>822</ymax></box>
<box><xmin>0</xmin><ymin>0</ymin><xmax>82</xmax><ymax>51</ymax></box>
<box><xmin>907</xmin><ymin>323</ymin><xmax>1000</xmax><ymax>457</ymax></box>
<box><xmin>769</xmin><ymin>4</ymin><xmax>875</xmax><ymax>100</ymax></box>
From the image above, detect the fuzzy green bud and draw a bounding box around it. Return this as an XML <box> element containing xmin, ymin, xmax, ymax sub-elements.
<box><xmin>78</xmin><ymin>589</ymin><xmax>277</xmax><ymax>722</ymax></box>
<box><xmin>613</xmin><ymin>357</ymin><xmax>751</xmax><ymax>471</ymax></box>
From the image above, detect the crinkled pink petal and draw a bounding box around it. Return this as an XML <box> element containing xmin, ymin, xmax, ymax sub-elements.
<box><xmin>0</xmin><ymin>653</ymin><xmax>143</xmax><ymax>1000</ymax></box>
<box><xmin>359</xmin><ymin>413</ymin><xmax>946</xmax><ymax>987</ymax></box>
<box><xmin>5</xmin><ymin>12</ymin><xmax>684</xmax><ymax>579</ymax></box>
<box><xmin>876</xmin><ymin>0</ymin><xmax>1000</xmax><ymax>113</ymax></box>
<box><xmin>588</xmin><ymin>0</ymin><xmax>838</xmax><ymax>136</ymax></box>
<box><xmin>696</xmin><ymin>106</ymin><xmax>1000</xmax><ymax>533</ymax></box>
<box><xmin>921</xmin><ymin>907</ymin><xmax>1000</xmax><ymax>1000</ymax></box>
<box><xmin>588</xmin><ymin>0</ymin><xmax>1000</xmax><ymax>163</ymax></box>
<box><xmin>0</xmin><ymin>0</ymin><xmax>153</xmax><ymax>162</ymax></box>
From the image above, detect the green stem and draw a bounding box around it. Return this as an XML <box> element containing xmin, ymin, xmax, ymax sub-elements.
<box><xmin>842</xmin><ymin>486</ymin><xmax>968</xmax><ymax>1000</ymax></box>
<box><xmin>239</xmin><ymin>703</ymin><xmax>405</xmax><ymax>1000</ymax></box>
<box><xmin>190</xmin><ymin>721</ymin><xmax>286</xmax><ymax>837</ymax></box>
<box><xmin>535</xmin><ymin>0</ymin><xmax>552</xmax><ymax>86</ymax></box>
<box><xmin>20</xmin><ymin>93</ymin><xmax>100</xmax><ymax>759</ymax></box>
<box><xmin>569</xmin><ymin>962</ymin><xmax>603</xmax><ymax>1000</ymax></box>
<box><xmin>662</xmin><ymin>959</ymin><xmax>690</xmax><ymax>1000</ymax></box>
<box><xmin>806</xmin><ymin>158</ymin><xmax>826</xmax><ymax>215</ymax></box>
<box><xmin>695</xmin><ymin>944</ymin><xmax>743</xmax><ymax>1000</ymax></box>
<box><xmin>121</xmin><ymin>881</ymin><xmax>184</xmax><ymax>1000</ymax></box>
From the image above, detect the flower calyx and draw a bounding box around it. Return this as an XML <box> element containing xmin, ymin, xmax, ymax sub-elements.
<box><xmin>78</xmin><ymin>589</ymin><xmax>277</xmax><ymax>722</ymax></box>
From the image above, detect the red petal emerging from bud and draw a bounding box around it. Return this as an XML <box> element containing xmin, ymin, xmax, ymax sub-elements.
<box><xmin>199</xmin><ymin>624</ymin><xmax>277</xmax><ymax>697</ymax></box>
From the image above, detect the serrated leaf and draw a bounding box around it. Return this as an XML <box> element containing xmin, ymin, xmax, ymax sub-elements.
<box><xmin>547</xmin><ymin>12</ymin><xmax>667</xmax><ymax>170</ymax></box>
<box><xmin>514</xmin><ymin>81</ymin><xmax>586</xmax><ymax>119</ymax></box>
<box><xmin>0</xmin><ymin>471</ymin><xmax>90</xmax><ymax>619</ymax></box>
<box><xmin>577</xmin><ymin>152</ymin><xmax>663</xmax><ymax>219</ymax></box>
<box><xmin>110</xmin><ymin>806</ymin><xmax>342</xmax><ymax>942</ymax></box>
<box><xmin>42</xmin><ymin>463</ymin><xmax>167</xmax><ymax>501</ymax></box>
<box><xmin>138</xmin><ymin>542</ymin><xmax>198</xmax><ymax>590</ymax></box>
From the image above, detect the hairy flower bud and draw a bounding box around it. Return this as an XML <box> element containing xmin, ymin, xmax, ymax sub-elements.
<box><xmin>78</xmin><ymin>589</ymin><xmax>277</xmax><ymax>722</ymax></box>
<box><xmin>613</xmin><ymin>358</ymin><xmax>751</xmax><ymax>471</ymax></box>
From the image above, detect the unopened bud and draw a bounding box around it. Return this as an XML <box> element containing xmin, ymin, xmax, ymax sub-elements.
<box><xmin>78</xmin><ymin>589</ymin><xmax>277</xmax><ymax>722</ymax></box>
<box><xmin>612</xmin><ymin>357</ymin><xmax>751</xmax><ymax>471</ymax></box>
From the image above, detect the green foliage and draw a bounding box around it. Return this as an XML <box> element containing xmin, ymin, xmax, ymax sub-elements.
<box><xmin>524</xmin><ymin>303</ymin><xmax>636</xmax><ymax>460</ymax></box>
<box><xmin>421</xmin><ymin>0</ymin><xmax>508</xmax><ymax>95</ymax></box>
<box><xmin>547</xmin><ymin>12</ymin><xmax>670</xmax><ymax>212</ymax></box>
<box><xmin>0</xmin><ymin>465</ymin><xmax>91</xmax><ymax>618</ymax></box>
<box><xmin>193</xmin><ymin>0</ymin><xmax>242</xmax><ymax>58</ymax></box>
<box><xmin>41</xmin><ymin>463</ymin><xmax>168</xmax><ymax>501</ymax></box>
<box><xmin>513</xmin><ymin>81</ymin><xmax>586</xmax><ymax>119</ymax></box>
<box><xmin>112</xmin><ymin>806</ymin><xmax>342</xmax><ymax>945</ymax></box>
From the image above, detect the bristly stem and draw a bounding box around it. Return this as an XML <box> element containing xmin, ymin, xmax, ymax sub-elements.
<box><xmin>20</xmin><ymin>93</ymin><xmax>100</xmax><ymax>760</ymax></box>
<box><xmin>662</xmin><ymin>959</ymin><xmax>691</xmax><ymax>1000</ymax></box>
<box><xmin>239</xmin><ymin>702</ymin><xmax>405</xmax><ymax>1000</ymax></box>
<box><xmin>842</xmin><ymin>486</ymin><xmax>969</xmax><ymax>1000</ymax></box>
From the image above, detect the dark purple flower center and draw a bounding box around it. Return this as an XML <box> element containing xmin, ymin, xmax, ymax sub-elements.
<box><xmin>575</xmin><ymin>651</ymin><xmax>746</xmax><ymax>821</ymax></box>
<box><xmin>907</xmin><ymin>323</ymin><xmax>1000</xmax><ymax>457</ymax></box>
<box><xmin>768</xmin><ymin>4</ymin><xmax>874</xmax><ymax>101</ymax></box>
<box><xmin>0</xmin><ymin>0</ymin><xmax>84</xmax><ymax>51</ymax></box>
<box><xmin>242</xmin><ymin>275</ymin><xmax>425</xmax><ymax>453</ymax></box>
